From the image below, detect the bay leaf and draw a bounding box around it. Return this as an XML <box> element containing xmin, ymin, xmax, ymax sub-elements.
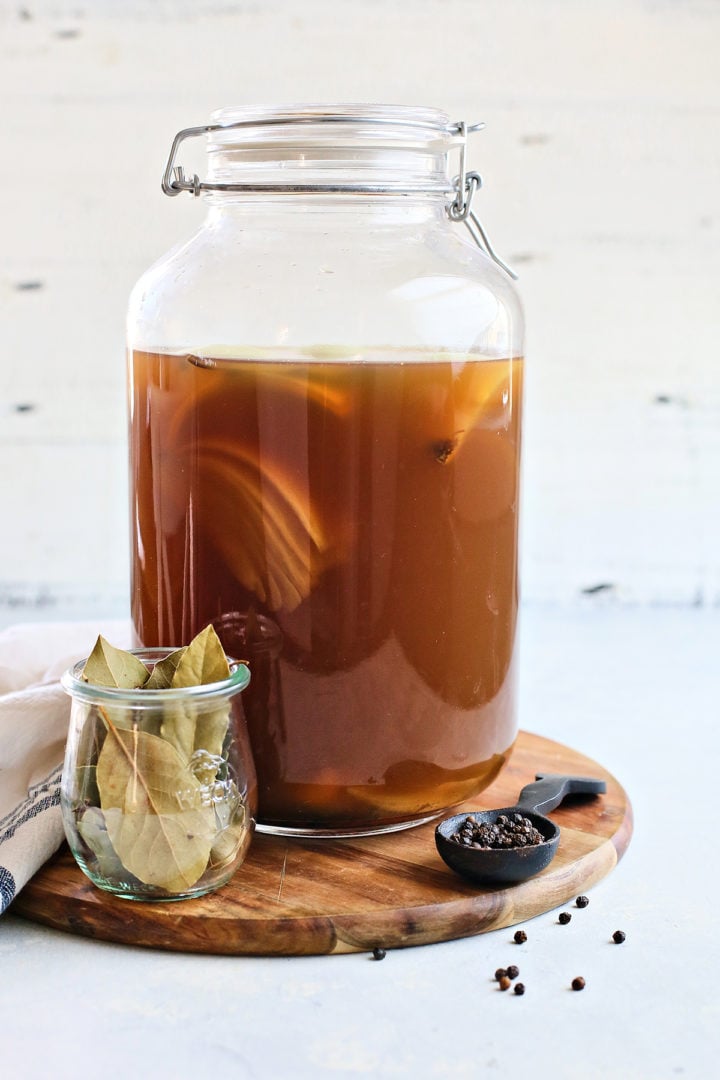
<box><xmin>192</xmin><ymin>703</ymin><xmax>232</xmax><ymax>759</ymax></box>
<box><xmin>76</xmin><ymin>806</ymin><xmax>128</xmax><ymax>882</ymax></box>
<box><xmin>169</xmin><ymin>624</ymin><xmax>231</xmax><ymax>687</ymax></box>
<box><xmin>73</xmin><ymin>710</ymin><xmax>105</xmax><ymax>804</ymax></box>
<box><xmin>96</xmin><ymin>723</ymin><xmax>216</xmax><ymax>891</ymax></box>
<box><xmin>154</xmin><ymin>627</ymin><xmax>232</xmax><ymax>762</ymax></box>
<box><xmin>209</xmin><ymin>810</ymin><xmax>249</xmax><ymax>869</ymax></box>
<box><xmin>102</xmin><ymin>806</ymin><xmax>216</xmax><ymax>894</ymax></box>
<box><xmin>158</xmin><ymin>700</ymin><xmax>198</xmax><ymax>762</ymax></box>
<box><xmin>158</xmin><ymin>700</ymin><xmax>231</xmax><ymax>777</ymax></box>
<box><xmin>144</xmin><ymin>646</ymin><xmax>187</xmax><ymax>689</ymax></box>
<box><xmin>82</xmin><ymin>636</ymin><xmax>149</xmax><ymax>689</ymax></box>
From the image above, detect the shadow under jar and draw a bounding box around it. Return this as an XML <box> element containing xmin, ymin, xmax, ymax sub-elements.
<box><xmin>127</xmin><ymin>104</ymin><xmax>525</xmax><ymax>836</ymax></box>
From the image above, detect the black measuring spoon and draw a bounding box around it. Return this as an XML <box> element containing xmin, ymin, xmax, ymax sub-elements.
<box><xmin>435</xmin><ymin>773</ymin><xmax>606</xmax><ymax>885</ymax></box>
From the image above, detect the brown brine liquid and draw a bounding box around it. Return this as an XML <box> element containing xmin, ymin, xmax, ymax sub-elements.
<box><xmin>129</xmin><ymin>349</ymin><xmax>523</xmax><ymax>832</ymax></box>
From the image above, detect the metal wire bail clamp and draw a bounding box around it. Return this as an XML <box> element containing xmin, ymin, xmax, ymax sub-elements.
<box><xmin>160</xmin><ymin>115</ymin><xmax>517</xmax><ymax>279</ymax></box>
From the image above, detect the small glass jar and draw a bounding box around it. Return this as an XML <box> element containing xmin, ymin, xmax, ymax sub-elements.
<box><xmin>60</xmin><ymin>650</ymin><xmax>256</xmax><ymax>901</ymax></box>
<box><xmin>128</xmin><ymin>104</ymin><xmax>524</xmax><ymax>836</ymax></box>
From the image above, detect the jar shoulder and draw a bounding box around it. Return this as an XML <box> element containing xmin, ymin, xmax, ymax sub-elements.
<box><xmin>128</xmin><ymin>216</ymin><xmax>523</xmax><ymax>355</ymax></box>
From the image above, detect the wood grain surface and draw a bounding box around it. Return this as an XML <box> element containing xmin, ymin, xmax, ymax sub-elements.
<box><xmin>14</xmin><ymin>731</ymin><xmax>632</xmax><ymax>956</ymax></box>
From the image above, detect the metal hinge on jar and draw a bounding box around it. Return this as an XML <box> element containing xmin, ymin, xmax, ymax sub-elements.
<box><xmin>161</xmin><ymin>115</ymin><xmax>517</xmax><ymax>280</ymax></box>
<box><xmin>446</xmin><ymin>121</ymin><xmax>518</xmax><ymax>280</ymax></box>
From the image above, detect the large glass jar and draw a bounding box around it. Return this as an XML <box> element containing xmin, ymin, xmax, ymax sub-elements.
<box><xmin>127</xmin><ymin>104</ymin><xmax>524</xmax><ymax>836</ymax></box>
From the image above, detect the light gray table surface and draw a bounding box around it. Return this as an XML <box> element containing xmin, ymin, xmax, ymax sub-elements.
<box><xmin>2</xmin><ymin>602</ymin><xmax>717</xmax><ymax>1080</ymax></box>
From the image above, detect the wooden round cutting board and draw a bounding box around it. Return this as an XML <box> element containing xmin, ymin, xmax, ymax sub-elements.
<box><xmin>14</xmin><ymin>731</ymin><xmax>632</xmax><ymax>956</ymax></box>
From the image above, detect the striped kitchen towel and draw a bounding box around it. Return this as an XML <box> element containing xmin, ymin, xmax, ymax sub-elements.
<box><xmin>0</xmin><ymin>620</ymin><xmax>130</xmax><ymax>913</ymax></box>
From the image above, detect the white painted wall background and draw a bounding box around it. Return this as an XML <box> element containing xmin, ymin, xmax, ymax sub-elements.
<box><xmin>1</xmin><ymin>0</ymin><xmax>718</xmax><ymax>623</ymax></box>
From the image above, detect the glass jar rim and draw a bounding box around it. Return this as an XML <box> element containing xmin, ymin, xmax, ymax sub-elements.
<box><xmin>207</xmin><ymin>103</ymin><xmax>462</xmax><ymax>151</ymax></box>
<box><xmin>61</xmin><ymin>648</ymin><xmax>251</xmax><ymax>705</ymax></box>
<box><xmin>161</xmin><ymin>104</ymin><xmax>488</xmax><ymax>203</ymax></box>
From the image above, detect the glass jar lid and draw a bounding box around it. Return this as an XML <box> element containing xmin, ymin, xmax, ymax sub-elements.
<box><xmin>160</xmin><ymin>103</ymin><xmax>516</xmax><ymax>278</ymax></box>
<box><xmin>163</xmin><ymin>103</ymin><xmax>481</xmax><ymax>195</ymax></box>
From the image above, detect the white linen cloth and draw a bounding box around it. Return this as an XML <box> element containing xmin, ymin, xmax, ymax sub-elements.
<box><xmin>0</xmin><ymin>620</ymin><xmax>130</xmax><ymax>913</ymax></box>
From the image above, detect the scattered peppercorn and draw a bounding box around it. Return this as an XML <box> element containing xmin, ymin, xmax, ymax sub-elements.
<box><xmin>571</xmin><ymin>977</ymin><xmax>586</xmax><ymax>991</ymax></box>
<box><xmin>449</xmin><ymin>812</ymin><xmax>545</xmax><ymax>850</ymax></box>
<box><xmin>575</xmin><ymin>895</ymin><xmax>590</xmax><ymax>908</ymax></box>
<box><xmin>371</xmin><ymin>947</ymin><xmax>386</xmax><ymax>961</ymax></box>
<box><xmin>612</xmin><ymin>930</ymin><xmax>626</xmax><ymax>944</ymax></box>
<box><xmin>495</xmin><ymin>968</ymin><xmax>508</xmax><ymax>981</ymax></box>
<box><xmin>498</xmin><ymin>976</ymin><xmax>512</xmax><ymax>991</ymax></box>
<box><xmin>514</xmin><ymin>929</ymin><xmax>527</xmax><ymax>944</ymax></box>
<box><xmin>506</xmin><ymin>965</ymin><xmax>519</xmax><ymax>980</ymax></box>
<box><xmin>558</xmin><ymin>912</ymin><xmax>572</xmax><ymax>925</ymax></box>
<box><xmin>513</xmin><ymin>982</ymin><xmax>525</xmax><ymax>996</ymax></box>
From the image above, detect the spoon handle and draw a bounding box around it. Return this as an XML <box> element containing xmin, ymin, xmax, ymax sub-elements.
<box><xmin>516</xmin><ymin>774</ymin><xmax>607</xmax><ymax>815</ymax></box>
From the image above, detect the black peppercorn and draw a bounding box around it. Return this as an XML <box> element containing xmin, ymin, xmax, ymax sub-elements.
<box><xmin>371</xmin><ymin>947</ymin><xmax>386</xmax><ymax>961</ymax></box>
<box><xmin>448</xmin><ymin>812</ymin><xmax>544</xmax><ymax>850</ymax></box>
<box><xmin>494</xmin><ymin>968</ymin><xmax>507</xmax><ymax>981</ymax></box>
<box><xmin>575</xmin><ymin>895</ymin><xmax>590</xmax><ymax>908</ymax></box>
<box><xmin>612</xmin><ymin>930</ymin><xmax>626</xmax><ymax>944</ymax></box>
<box><xmin>498</xmin><ymin>975</ymin><xmax>511</xmax><ymax>991</ymax></box>
<box><xmin>571</xmin><ymin>977</ymin><xmax>585</xmax><ymax>991</ymax></box>
<box><xmin>506</xmin><ymin>965</ymin><xmax>519</xmax><ymax>980</ymax></box>
<box><xmin>513</xmin><ymin>929</ymin><xmax>527</xmax><ymax>944</ymax></box>
<box><xmin>558</xmin><ymin>912</ymin><xmax>572</xmax><ymax>925</ymax></box>
<box><xmin>513</xmin><ymin>982</ymin><xmax>525</xmax><ymax>996</ymax></box>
